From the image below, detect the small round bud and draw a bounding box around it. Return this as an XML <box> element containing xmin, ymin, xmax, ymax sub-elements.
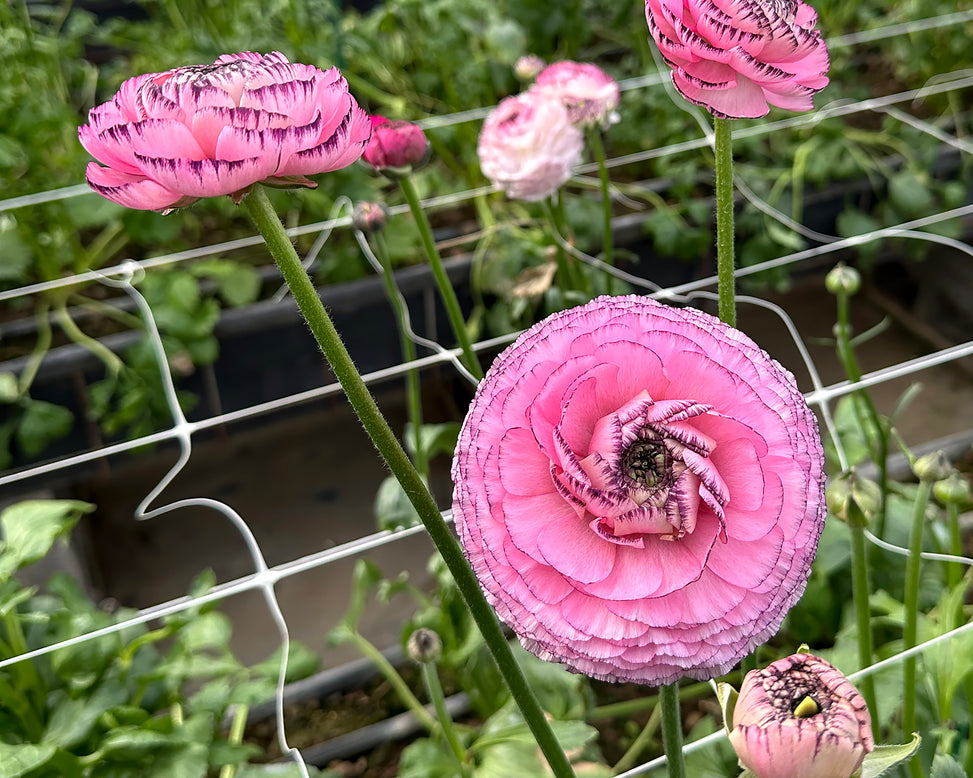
<box><xmin>407</xmin><ymin>628</ymin><xmax>442</xmax><ymax>664</ymax></box>
<box><xmin>826</xmin><ymin>470</ymin><xmax>881</xmax><ymax>528</ymax></box>
<box><xmin>913</xmin><ymin>450</ymin><xmax>952</xmax><ymax>484</ymax></box>
<box><xmin>362</xmin><ymin>116</ymin><xmax>431</xmax><ymax>178</ymax></box>
<box><xmin>514</xmin><ymin>54</ymin><xmax>545</xmax><ymax>82</ymax></box>
<box><xmin>352</xmin><ymin>201</ymin><xmax>389</xmax><ymax>233</ymax></box>
<box><xmin>933</xmin><ymin>472</ymin><xmax>971</xmax><ymax>505</ymax></box>
<box><xmin>825</xmin><ymin>263</ymin><xmax>861</xmax><ymax>296</ymax></box>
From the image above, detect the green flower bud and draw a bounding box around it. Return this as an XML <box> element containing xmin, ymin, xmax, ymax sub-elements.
<box><xmin>933</xmin><ymin>472</ymin><xmax>971</xmax><ymax>505</ymax></box>
<box><xmin>912</xmin><ymin>450</ymin><xmax>951</xmax><ymax>484</ymax></box>
<box><xmin>825</xmin><ymin>263</ymin><xmax>861</xmax><ymax>296</ymax></box>
<box><xmin>407</xmin><ymin>628</ymin><xmax>442</xmax><ymax>664</ymax></box>
<box><xmin>827</xmin><ymin>470</ymin><xmax>881</xmax><ymax>528</ymax></box>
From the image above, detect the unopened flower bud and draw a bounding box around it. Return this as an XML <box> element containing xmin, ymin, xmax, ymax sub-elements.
<box><xmin>362</xmin><ymin>116</ymin><xmax>430</xmax><ymax>177</ymax></box>
<box><xmin>826</xmin><ymin>470</ymin><xmax>880</xmax><ymax>528</ymax></box>
<box><xmin>514</xmin><ymin>54</ymin><xmax>545</xmax><ymax>82</ymax></box>
<box><xmin>352</xmin><ymin>201</ymin><xmax>388</xmax><ymax>233</ymax></box>
<box><xmin>725</xmin><ymin>653</ymin><xmax>874</xmax><ymax>778</ymax></box>
<box><xmin>825</xmin><ymin>263</ymin><xmax>861</xmax><ymax>296</ymax></box>
<box><xmin>912</xmin><ymin>450</ymin><xmax>951</xmax><ymax>483</ymax></box>
<box><xmin>933</xmin><ymin>472</ymin><xmax>971</xmax><ymax>505</ymax></box>
<box><xmin>407</xmin><ymin>628</ymin><xmax>442</xmax><ymax>664</ymax></box>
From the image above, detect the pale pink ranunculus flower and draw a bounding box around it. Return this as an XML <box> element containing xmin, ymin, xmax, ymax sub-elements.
<box><xmin>477</xmin><ymin>92</ymin><xmax>583</xmax><ymax>202</ymax></box>
<box><xmin>451</xmin><ymin>295</ymin><xmax>826</xmax><ymax>685</ymax></box>
<box><xmin>79</xmin><ymin>52</ymin><xmax>371</xmax><ymax>211</ymax></box>
<box><xmin>530</xmin><ymin>60</ymin><xmax>621</xmax><ymax>128</ymax></box>
<box><xmin>727</xmin><ymin>653</ymin><xmax>874</xmax><ymax>778</ymax></box>
<box><xmin>645</xmin><ymin>0</ymin><xmax>830</xmax><ymax>119</ymax></box>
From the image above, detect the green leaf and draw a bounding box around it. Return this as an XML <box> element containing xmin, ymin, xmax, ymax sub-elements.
<box><xmin>404</xmin><ymin>422</ymin><xmax>461</xmax><ymax>461</ymax></box>
<box><xmin>176</xmin><ymin>611</ymin><xmax>232</xmax><ymax>653</ymax></box>
<box><xmin>374</xmin><ymin>474</ymin><xmax>423</xmax><ymax>531</ymax></box>
<box><xmin>42</xmin><ymin>681</ymin><xmax>128</xmax><ymax>749</ymax></box>
<box><xmin>716</xmin><ymin>682</ymin><xmax>738</xmax><ymax>735</ymax></box>
<box><xmin>397</xmin><ymin>737</ymin><xmax>458</xmax><ymax>778</ymax></box>
<box><xmin>0</xmin><ymin>500</ymin><xmax>94</xmax><ymax>582</ymax></box>
<box><xmin>253</xmin><ymin>641</ymin><xmax>321</xmax><ymax>685</ymax></box>
<box><xmin>930</xmin><ymin>754</ymin><xmax>967</xmax><ymax>778</ymax></box>
<box><xmin>191</xmin><ymin>258</ymin><xmax>261</xmax><ymax>307</ymax></box>
<box><xmin>0</xmin><ymin>742</ymin><xmax>56</xmax><ymax>777</ymax></box>
<box><xmin>0</xmin><ymin>373</ymin><xmax>19</xmax><ymax>403</ymax></box>
<box><xmin>0</xmin><ymin>224</ymin><xmax>32</xmax><ymax>283</ymax></box>
<box><xmin>859</xmin><ymin>735</ymin><xmax>921</xmax><ymax>778</ymax></box>
<box><xmin>888</xmin><ymin>171</ymin><xmax>933</xmax><ymax>218</ymax></box>
<box><xmin>15</xmin><ymin>399</ymin><xmax>74</xmax><ymax>457</ymax></box>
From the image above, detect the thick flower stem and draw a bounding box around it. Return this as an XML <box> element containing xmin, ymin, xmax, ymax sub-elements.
<box><xmin>372</xmin><ymin>230</ymin><xmax>427</xmax><ymax>476</ymax></box>
<box><xmin>902</xmin><ymin>479</ymin><xmax>931</xmax><ymax>763</ymax></box>
<box><xmin>848</xmin><ymin>520</ymin><xmax>879</xmax><ymax>722</ymax></box>
<box><xmin>242</xmin><ymin>185</ymin><xmax>575</xmax><ymax>778</ymax></box>
<box><xmin>398</xmin><ymin>175</ymin><xmax>483</xmax><ymax>381</ymax></box>
<box><xmin>713</xmin><ymin>118</ymin><xmax>736</xmax><ymax>328</ymax></box>
<box><xmin>588</xmin><ymin>128</ymin><xmax>615</xmax><ymax>294</ymax></box>
<box><xmin>659</xmin><ymin>683</ymin><xmax>687</xmax><ymax>778</ymax></box>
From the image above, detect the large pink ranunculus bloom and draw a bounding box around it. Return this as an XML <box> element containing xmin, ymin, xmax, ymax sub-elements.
<box><xmin>477</xmin><ymin>92</ymin><xmax>583</xmax><ymax>202</ymax></box>
<box><xmin>530</xmin><ymin>60</ymin><xmax>621</xmax><ymax>128</ymax></box>
<box><xmin>451</xmin><ymin>295</ymin><xmax>826</xmax><ymax>685</ymax></box>
<box><xmin>727</xmin><ymin>653</ymin><xmax>874</xmax><ymax>778</ymax></box>
<box><xmin>645</xmin><ymin>0</ymin><xmax>830</xmax><ymax>119</ymax></box>
<box><xmin>79</xmin><ymin>51</ymin><xmax>371</xmax><ymax>211</ymax></box>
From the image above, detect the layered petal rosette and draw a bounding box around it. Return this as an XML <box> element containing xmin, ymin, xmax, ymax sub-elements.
<box><xmin>530</xmin><ymin>61</ymin><xmax>621</xmax><ymax>128</ymax></box>
<box><xmin>727</xmin><ymin>653</ymin><xmax>874</xmax><ymax>778</ymax></box>
<box><xmin>477</xmin><ymin>92</ymin><xmax>583</xmax><ymax>202</ymax></box>
<box><xmin>645</xmin><ymin>0</ymin><xmax>830</xmax><ymax>119</ymax></box>
<box><xmin>79</xmin><ymin>51</ymin><xmax>371</xmax><ymax>211</ymax></box>
<box><xmin>451</xmin><ymin>296</ymin><xmax>826</xmax><ymax>684</ymax></box>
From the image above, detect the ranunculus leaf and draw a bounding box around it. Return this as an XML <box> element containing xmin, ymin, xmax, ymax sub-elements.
<box><xmin>0</xmin><ymin>500</ymin><xmax>93</xmax><ymax>583</ymax></box>
<box><xmin>930</xmin><ymin>754</ymin><xmax>967</xmax><ymax>778</ymax></box>
<box><xmin>859</xmin><ymin>735</ymin><xmax>921</xmax><ymax>778</ymax></box>
<box><xmin>374</xmin><ymin>474</ymin><xmax>423</xmax><ymax>531</ymax></box>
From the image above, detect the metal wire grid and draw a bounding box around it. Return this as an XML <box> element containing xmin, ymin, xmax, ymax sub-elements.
<box><xmin>1</xmin><ymin>10</ymin><xmax>972</xmax><ymax>776</ymax></box>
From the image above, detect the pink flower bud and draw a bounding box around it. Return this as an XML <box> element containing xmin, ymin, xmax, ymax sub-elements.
<box><xmin>351</xmin><ymin>201</ymin><xmax>389</xmax><ymax>232</ymax></box>
<box><xmin>728</xmin><ymin>653</ymin><xmax>874</xmax><ymax>778</ymax></box>
<box><xmin>78</xmin><ymin>52</ymin><xmax>370</xmax><ymax>211</ymax></box>
<box><xmin>361</xmin><ymin>116</ymin><xmax>430</xmax><ymax>175</ymax></box>
<box><xmin>514</xmin><ymin>54</ymin><xmax>546</xmax><ymax>82</ymax></box>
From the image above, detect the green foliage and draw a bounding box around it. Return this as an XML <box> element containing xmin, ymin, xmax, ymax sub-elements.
<box><xmin>0</xmin><ymin>500</ymin><xmax>317</xmax><ymax>777</ymax></box>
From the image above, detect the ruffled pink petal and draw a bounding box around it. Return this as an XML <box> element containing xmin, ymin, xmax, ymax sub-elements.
<box><xmin>84</xmin><ymin>163</ymin><xmax>185</xmax><ymax>211</ymax></box>
<box><xmin>133</xmin><ymin>154</ymin><xmax>276</xmax><ymax>197</ymax></box>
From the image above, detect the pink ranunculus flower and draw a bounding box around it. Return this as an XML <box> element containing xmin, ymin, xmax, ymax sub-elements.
<box><xmin>362</xmin><ymin>116</ymin><xmax>431</xmax><ymax>175</ymax></box>
<box><xmin>451</xmin><ymin>295</ymin><xmax>826</xmax><ymax>685</ymax></box>
<box><xmin>79</xmin><ymin>51</ymin><xmax>371</xmax><ymax>211</ymax></box>
<box><xmin>727</xmin><ymin>653</ymin><xmax>874</xmax><ymax>778</ymax></box>
<box><xmin>477</xmin><ymin>92</ymin><xmax>583</xmax><ymax>202</ymax></box>
<box><xmin>645</xmin><ymin>0</ymin><xmax>830</xmax><ymax>119</ymax></box>
<box><xmin>530</xmin><ymin>60</ymin><xmax>621</xmax><ymax>128</ymax></box>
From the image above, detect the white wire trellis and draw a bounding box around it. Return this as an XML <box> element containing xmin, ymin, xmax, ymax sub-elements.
<box><xmin>2</xmin><ymin>8</ymin><xmax>973</xmax><ymax>776</ymax></box>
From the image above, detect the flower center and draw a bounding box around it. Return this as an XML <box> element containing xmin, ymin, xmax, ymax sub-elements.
<box><xmin>792</xmin><ymin>695</ymin><xmax>821</xmax><ymax>718</ymax></box>
<box><xmin>622</xmin><ymin>438</ymin><xmax>673</xmax><ymax>490</ymax></box>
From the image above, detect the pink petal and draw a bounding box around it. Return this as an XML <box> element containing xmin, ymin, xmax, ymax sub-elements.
<box><xmin>84</xmin><ymin>163</ymin><xmax>184</xmax><ymax>211</ymax></box>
